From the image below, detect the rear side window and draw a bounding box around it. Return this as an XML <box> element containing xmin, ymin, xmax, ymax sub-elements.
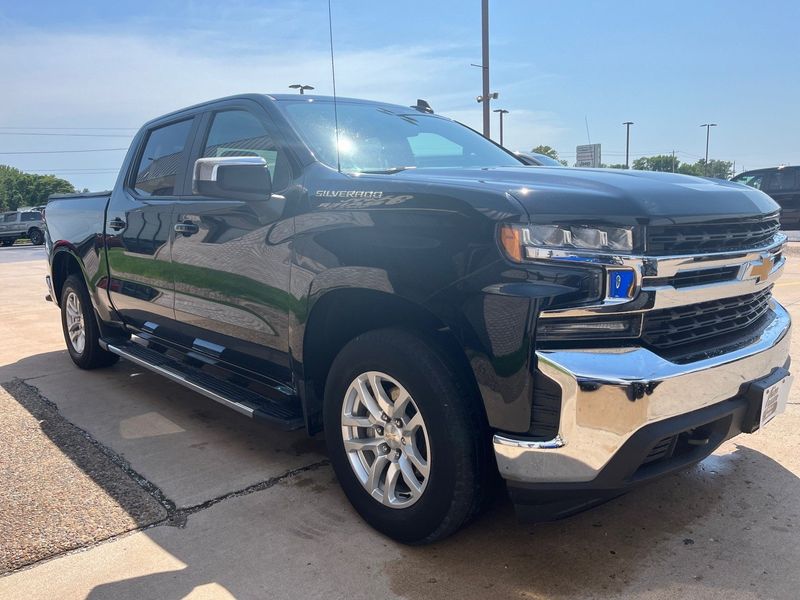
<box><xmin>1</xmin><ymin>213</ymin><xmax>16</xmax><ymax>223</ymax></box>
<box><xmin>20</xmin><ymin>212</ymin><xmax>39</xmax><ymax>222</ymax></box>
<box><xmin>133</xmin><ymin>119</ymin><xmax>193</xmax><ymax>197</ymax></box>
<box><xmin>764</xmin><ymin>169</ymin><xmax>798</xmax><ymax>192</ymax></box>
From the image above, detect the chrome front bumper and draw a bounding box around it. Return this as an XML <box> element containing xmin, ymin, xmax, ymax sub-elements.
<box><xmin>494</xmin><ymin>301</ymin><xmax>792</xmax><ymax>484</ymax></box>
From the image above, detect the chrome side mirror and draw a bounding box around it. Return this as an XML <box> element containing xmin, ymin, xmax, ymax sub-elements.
<box><xmin>193</xmin><ymin>156</ymin><xmax>272</xmax><ymax>201</ymax></box>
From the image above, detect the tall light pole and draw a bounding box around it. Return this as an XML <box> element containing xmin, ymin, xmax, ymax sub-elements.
<box><xmin>701</xmin><ymin>123</ymin><xmax>717</xmax><ymax>175</ymax></box>
<box><xmin>481</xmin><ymin>0</ymin><xmax>490</xmax><ymax>137</ymax></box>
<box><xmin>289</xmin><ymin>84</ymin><xmax>315</xmax><ymax>95</ymax></box>
<box><xmin>494</xmin><ymin>109</ymin><xmax>509</xmax><ymax>146</ymax></box>
<box><xmin>623</xmin><ymin>121</ymin><xmax>634</xmax><ymax>169</ymax></box>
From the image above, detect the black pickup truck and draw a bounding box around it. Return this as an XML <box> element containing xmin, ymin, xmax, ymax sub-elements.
<box><xmin>44</xmin><ymin>93</ymin><xmax>792</xmax><ymax>544</ymax></box>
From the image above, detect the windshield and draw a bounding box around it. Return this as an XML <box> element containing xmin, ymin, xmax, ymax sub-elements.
<box><xmin>281</xmin><ymin>100</ymin><xmax>522</xmax><ymax>173</ymax></box>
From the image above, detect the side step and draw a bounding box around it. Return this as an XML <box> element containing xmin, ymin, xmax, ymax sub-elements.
<box><xmin>102</xmin><ymin>339</ymin><xmax>304</xmax><ymax>430</ymax></box>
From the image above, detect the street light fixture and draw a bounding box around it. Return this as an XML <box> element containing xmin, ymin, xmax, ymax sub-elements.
<box><xmin>622</xmin><ymin>121</ymin><xmax>634</xmax><ymax>169</ymax></box>
<box><xmin>289</xmin><ymin>84</ymin><xmax>315</xmax><ymax>95</ymax></box>
<box><xmin>494</xmin><ymin>109</ymin><xmax>509</xmax><ymax>146</ymax></box>
<box><xmin>700</xmin><ymin>123</ymin><xmax>717</xmax><ymax>175</ymax></box>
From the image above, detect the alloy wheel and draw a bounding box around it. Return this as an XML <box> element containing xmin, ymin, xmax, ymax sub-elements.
<box><xmin>341</xmin><ymin>371</ymin><xmax>431</xmax><ymax>508</ymax></box>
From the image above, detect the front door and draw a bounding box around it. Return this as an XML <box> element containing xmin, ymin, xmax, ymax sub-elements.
<box><xmin>170</xmin><ymin>105</ymin><xmax>297</xmax><ymax>384</ymax></box>
<box><xmin>105</xmin><ymin>117</ymin><xmax>195</xmax><ymax>336</ymax></box>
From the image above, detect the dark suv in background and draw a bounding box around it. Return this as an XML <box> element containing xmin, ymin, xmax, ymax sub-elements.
<box><xmin>0</xmin><ymin>210</ymin><xmax>45</xmax><ymax>246</ymax></box>
<box><xmin>732</xmin><ymin>166</ymin><xmax>800</xmax><ymax>229</ymax></box>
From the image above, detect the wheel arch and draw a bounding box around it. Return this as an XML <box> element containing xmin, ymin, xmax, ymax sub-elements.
<box><xmin>298</xmin><ymin>287</ymin><xmax>482</xmax><ymax>435</ymax></box>
<box><xmin>51</xmin><ymin>248</ymin><xmax>85</xmax><ymax>307</ymax></box>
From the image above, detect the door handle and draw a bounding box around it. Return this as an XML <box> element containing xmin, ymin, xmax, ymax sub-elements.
<box><xmin>174</xmin><ymin>221</ymin><xmax>199</xmax><ymax>236</ymax></box>
<box><xmin>109</xmin><ymin>217</ymin><xmax>126</xmax><ymax>231</ymax></box>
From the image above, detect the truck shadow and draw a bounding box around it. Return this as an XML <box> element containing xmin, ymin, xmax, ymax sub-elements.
<box><xmin>2</xmin><ymin>350</ymin><xmax>798</xmax><ymax>598</ymax></box>
<box><xmin>74</xmin><ymin>442</ymin><xmax>800</xmax><ymax>600</ymax></box>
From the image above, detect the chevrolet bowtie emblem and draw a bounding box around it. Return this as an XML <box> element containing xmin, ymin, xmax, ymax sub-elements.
<box><xmin>749</xmin><ymin>255</ymin><xmax>775</xmax><ymax>283</ymax></box>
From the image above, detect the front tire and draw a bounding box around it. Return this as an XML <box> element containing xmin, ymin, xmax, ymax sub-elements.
<box><xmin>60</xmin><ymin>274</ymin><xmax>119</xmax><ymax>369</ymax></box>
<box><xmin>323</xmin><ymin>328</ymin><xmax>490</xmax><ymax>544</ymax></box>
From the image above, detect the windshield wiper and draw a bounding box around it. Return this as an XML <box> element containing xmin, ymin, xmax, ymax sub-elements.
<box><xmin>354</xmin><ymin>167</ymin><xmax>413</xmax><ymax>174</ymax></box>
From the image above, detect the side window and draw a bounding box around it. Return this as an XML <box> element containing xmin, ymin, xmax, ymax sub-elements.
<box><xmin>202</xmin><ymin>110</ymin><xmax>289</xmax><ymax>189</ymax></box>
<box><xmin>133</xmin><ymin>119</ymin><xmax>193</xmax><ymax>197</ymax></box>
<box><xmin>2</xmin><ymin>213</ymin><xmax>17</xmax><ymax>223</ymax></box>
<box><xmin>764</xmin><ymin>169</ymin><xmax>798</xmax><ymax>192</ymax></box>
<box><xmin>20</xmin><ymin>212</ymin><xmax>39</xmax><ymax>222</ymax></box>
<box><xmin>733</xmin><ymin>173</ymin><xmax>765</xmax><ymax>190</ymax></box>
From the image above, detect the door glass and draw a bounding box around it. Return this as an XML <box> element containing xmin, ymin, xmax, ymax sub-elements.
<box><xmin>764</xmin><ymin>169</ymin><xmax>797</xmax><ymax>192</ymax></box>
<box><xmin>733</xmin><ymin>173</ymin><xmax>765</xmax><ymax>190</ymax></box>
<box><xmin>133</xmin><ymin>119</ymin><xmax>193</xmax><ymax>197</ymax></box>
<box><xmin>203</xmin><ymin>110</ymin><xmax>289</xmax><ymax>189</ymax></box>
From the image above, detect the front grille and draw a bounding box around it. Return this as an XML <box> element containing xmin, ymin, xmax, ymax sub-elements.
<box><xmin>646</xmin><ymin>216</ymin><xmax>780</xmax><ymax>255</ymax></box>
<box><xmin>649</xmin><ymin>266</ymin><xmax>741</xmax><ymax>289</ymax></box>
<box><xmin>642</xmin><ymin>287</ymin><xmax>773</xmax><ymax>351</ymax></box>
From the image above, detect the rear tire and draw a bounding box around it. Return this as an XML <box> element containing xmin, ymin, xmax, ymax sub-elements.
<box><xmin>1</xmin><ymin>239</ymin><xmax>14</xmax><ymax>247</ymax></box>
<box><xmin>28</xmin><ymin>228</ymin><xmax>44</xmax><ymax>245</ymax></box>
<box><xmin>60</xmin><ymin>274</ymin><xmax>119</xmax><ymax>369</ymax></box>
<box><xmin>323</xmin><ymin>328</ymin><xmax>490</xmax><ymax>544</ymax></box>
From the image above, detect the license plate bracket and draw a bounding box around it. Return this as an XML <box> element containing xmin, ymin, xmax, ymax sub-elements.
<box><xmin>742</xmin><ymin>368</ymin><xmax>792</xmax><ymax>433</ymax></box>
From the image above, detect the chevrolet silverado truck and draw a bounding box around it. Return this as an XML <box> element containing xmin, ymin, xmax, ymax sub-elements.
<box><xmin>44</xmin><ymin>94</ymin><xmax>792</xmax><ymax>544</ymax></box>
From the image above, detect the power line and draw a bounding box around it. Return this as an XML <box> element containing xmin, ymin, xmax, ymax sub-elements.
<box><xmin>0</xmin><ymin>148</ymin><xmax>128</xmax><ymax>155</ymax></box>
<box><xmin>0</xmin><ymin>126</ymin><xmax>137</xmax><ymax>130</ymax></box>
<box><xmin>0</xmin><ymin>132</ymin><xmax>133</xmax><ymax>138</ymax></box>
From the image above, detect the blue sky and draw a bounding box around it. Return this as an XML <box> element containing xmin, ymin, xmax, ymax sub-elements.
<box><xmin>1</xmin><ymin>0</ymin><xmax>798</xmax><ymax>191</ymax></box>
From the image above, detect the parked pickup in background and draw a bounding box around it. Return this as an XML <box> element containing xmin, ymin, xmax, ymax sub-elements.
<box><xmin>732</xmin><ymin>165</ymin><xmax>800</xmax><ymax>230</ymax></box>
<box><xmin>43</xmin><ymin>93</ymin><xmax>792</xmax><ymax>543</ymax></box>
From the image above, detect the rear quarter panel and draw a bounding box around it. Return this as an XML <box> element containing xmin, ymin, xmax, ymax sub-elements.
<box><xmin>45</xmin><ymin>194</ymin><xmax>112</xmax><ymax>317</ymax></box>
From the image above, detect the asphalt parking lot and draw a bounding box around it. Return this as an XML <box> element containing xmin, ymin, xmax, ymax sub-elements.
<box><xmin>1</xmin><ymin>243</ymin><xmax>799</xmax><ymax>600</ymax></box>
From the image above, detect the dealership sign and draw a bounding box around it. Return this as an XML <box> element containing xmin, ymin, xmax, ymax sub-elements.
<box><xmin>576</xmin><ymin>144</ymin><xmax>602</xmax><ymax>168</ymax></box>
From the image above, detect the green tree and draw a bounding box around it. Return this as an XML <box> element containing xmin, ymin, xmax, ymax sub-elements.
<box><xmin>695</xmin><ymin>159</ymin><xmax>733</xmax><ymax>179</ymax></box>
<box><xmin>630</xmin><ymin>155</ymin><xmax>732</xmax><ymax>179</ymax></box>
<box><xmin>531</xmin><ymin>145</ymin><xmax>569</xmax><ymax>166</ymax></box>
<box><xmin>632</xmin><ymin>154</ymin><xmax>679</xmax><ymax>172</ymax></box>
<box><xmin>0</xmin><ymin>165</ymin><xmax>75</xmax><ymax>210</ymax></box>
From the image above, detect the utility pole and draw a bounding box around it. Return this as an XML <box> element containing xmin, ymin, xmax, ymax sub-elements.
<box><xmin>623</xmin><ymin>121</ymin><xmax>634</xmax><ymax>169</ymax></box>
<box><xmin>494</xmin><ymin>109</ymin><xmax>509</xmax><ymax>146</ymax></box>
<box><xmin>481</xmin><ymin>0</ymin><xmax>490</xmax><ymax>137</ymax></box>
<box><xmin>671</xmin><ymin>150</ymin><xmax>676</xmax><ymax>173</ymax></box>
<box><xmin>701</xmin><ymin>123</ymin><xmax>717</xmax><ymax>175</ymax></box>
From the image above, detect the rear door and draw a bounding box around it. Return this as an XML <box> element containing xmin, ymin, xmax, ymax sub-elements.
<box><xmin>0</xmin><ymin>213</ymin><xmax>14</xmax><ymax>237</ymax></box>
<box><xmin>105</xmin><ymin>116</ymin><xmax>197</xmax><ymax>335</ymax></box>
<box><xmin>170</xmin><ymin>102</ymin><xmax>298</xmax><ymax>383</ymax></box>
<box><xmin>763</xmin><ymin>168</ymin><xmax>800</xmax><ymax>228</ymax></box>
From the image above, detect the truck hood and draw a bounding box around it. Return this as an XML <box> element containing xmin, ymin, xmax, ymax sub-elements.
<box><xmin>391</xmin><ymin>166</ymin><xmax>779</xmax><ymax>225</ymax></box>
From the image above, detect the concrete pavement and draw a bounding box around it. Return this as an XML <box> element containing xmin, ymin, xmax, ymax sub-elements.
<box><xmin>1</xmin><ymin>244</ymin><xmax>799</xmax><ymax>599</ymax></box>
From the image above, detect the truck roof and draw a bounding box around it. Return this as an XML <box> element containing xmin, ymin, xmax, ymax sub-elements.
<box><xmin>140</xmin><ymin>93</ymin><xmax>429</xmax><ymax>130</ymax></box>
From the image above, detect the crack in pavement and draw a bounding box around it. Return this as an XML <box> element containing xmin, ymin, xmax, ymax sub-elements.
<box><xmin>3</xmin><ymin>378</ymin><xmax>329</xmax><ymax>575</ymax></box>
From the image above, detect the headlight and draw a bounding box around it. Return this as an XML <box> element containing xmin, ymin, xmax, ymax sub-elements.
<box><xmin>499</xmin><ymin>224</ymin><xmax>634</xmax><ymax>262</ymax></box>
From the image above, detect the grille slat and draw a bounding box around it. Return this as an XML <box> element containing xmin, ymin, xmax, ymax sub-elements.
<box><xmin>642</xmin><ymin>287</ymin><xmax>773</xmax><ymax>350</ymax></box>
<box><xmin>647</xmin><ymin>216</ymin><xmax>780</xmax><ymax>255</ymax></box>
